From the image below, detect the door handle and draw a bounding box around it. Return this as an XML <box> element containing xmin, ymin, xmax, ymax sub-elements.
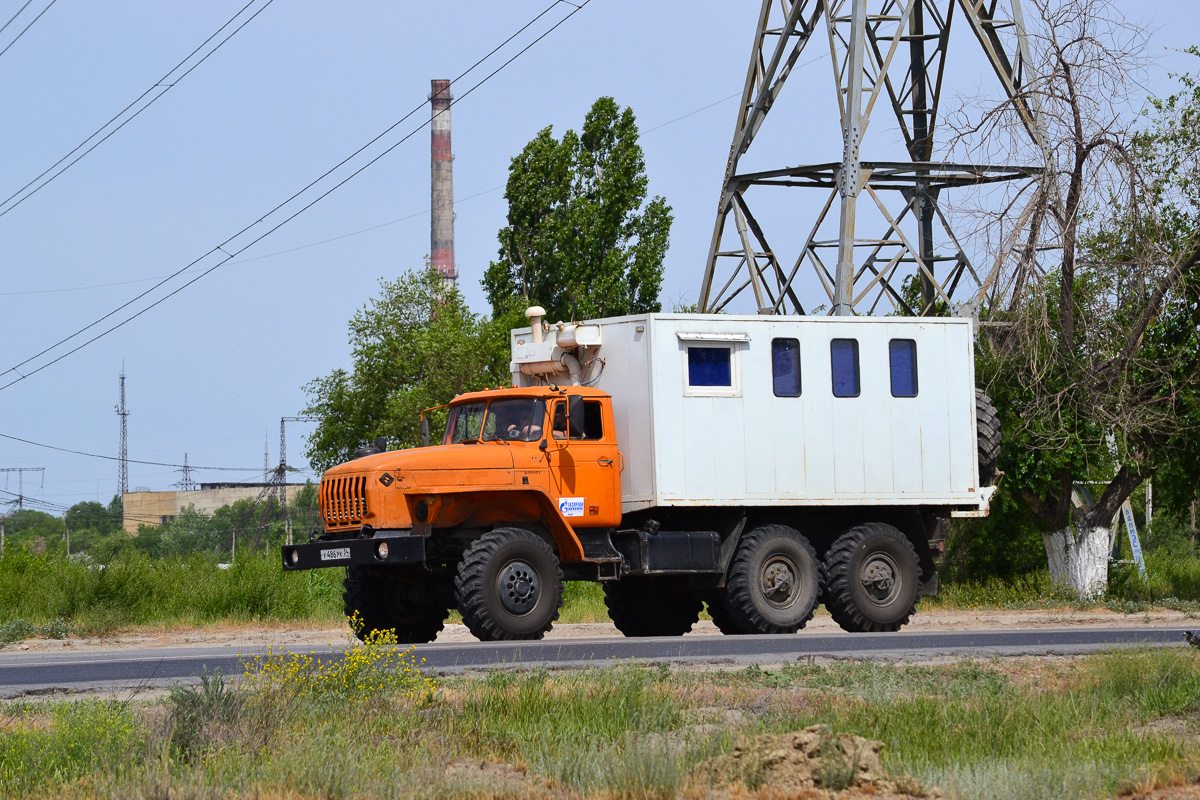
<box><xmin>597</xmin><ymin>458</ymin><xmax>614</xmax><ymax>467</ymax></box>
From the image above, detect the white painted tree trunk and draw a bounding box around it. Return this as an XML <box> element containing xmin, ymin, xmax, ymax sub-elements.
<box><xmin>1043</xmin><ymin>524</ymin><xmax>1110</xmax><ymax>600</ymax></box>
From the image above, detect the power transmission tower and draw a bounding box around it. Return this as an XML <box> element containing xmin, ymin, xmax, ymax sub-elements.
<box><xmin>700</xmin><ymin>0</ymin><xmax>1049</xmax><ymax>317</ymax></box>
<box><xmin>173</xmin><ymin>454</ymin><xmax>198</xmax><ymax>491</ymax></box>
<box><xmin>279</xmin><ymin>416</ymin><xmax>315</xmax><ymax>545</ymax></box>
<box><xmin>0</xmin><ymin>467</ymin><xmax>45</xmax><ymax>511</ymax></box>
<box><xmin>115</xmin><ymin>370</ymin><xmax>129</xmax><ymax>494</ymax></box>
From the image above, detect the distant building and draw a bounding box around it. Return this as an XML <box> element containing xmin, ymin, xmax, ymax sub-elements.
<box><xmin>122</xmin><ymin>482</ymin><xmax>309</xmax><ymax>534</ymax></box>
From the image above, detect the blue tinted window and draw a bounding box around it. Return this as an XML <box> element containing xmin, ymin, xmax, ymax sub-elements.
<box><xmin>688</xmin><ymin>347</ymin><xmax>731</xmax><ymax>386</ymax></box>
<box><xmin>889</xmin><ymin>339</ymin><xmax>918</xmax><ymax>397</ymax></box>
<box><xmin>772</xmin><ymin>338</ymin><xmax>801</xmax><ymax>396</ymax></box>
<box><xmin>830</xmin><ymin>339</ymin><xmax>860</xmax><ymax>397</ymax></box>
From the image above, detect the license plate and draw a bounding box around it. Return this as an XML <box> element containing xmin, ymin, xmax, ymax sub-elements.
<box><xmin>320</xmin><ymin>547</ymin><xmax>351</xmax><ymax>562</ymax></box>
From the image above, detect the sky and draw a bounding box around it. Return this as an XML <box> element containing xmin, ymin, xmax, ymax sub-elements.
<box><xmin>1</xmin><ymin>0</ymin><xmax>1197</xmax><ymax>513</ymax></box>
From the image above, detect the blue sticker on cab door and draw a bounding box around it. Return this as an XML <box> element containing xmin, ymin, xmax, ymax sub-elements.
<box><xmin>558</xmin><ymin>497</ymin><xmax>585</xmax><ymax>517</ymax></box>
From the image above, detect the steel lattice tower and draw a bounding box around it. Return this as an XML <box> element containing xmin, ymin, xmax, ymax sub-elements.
<box><xmin>700</xmin><ymin>0</ymin><xmax>1051</xmax><ymax>317</ymax></box>
<box><xmin>115</xmin><ymin>371</ymin><xmax>129</xmax><ymax>495</ymax></box>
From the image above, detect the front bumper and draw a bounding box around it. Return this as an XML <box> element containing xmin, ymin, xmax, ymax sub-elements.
<box><xmin>281</xmin><ymin>535</ymin><xmax>425</xmax><ymax>571</ymax></box>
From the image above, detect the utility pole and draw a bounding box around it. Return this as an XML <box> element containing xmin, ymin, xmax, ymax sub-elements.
<box><xmin>0</xmin><ymin>467</ymin><xmax>45</xmax><ymax>510</ymax></box>
<box><xmin>115</xmin><ymin>370</ymin><xmax>129</xmax><ymax>496</ymax></box>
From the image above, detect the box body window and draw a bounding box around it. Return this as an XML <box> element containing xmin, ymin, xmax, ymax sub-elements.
<box><xmin>889</xmin><ymin>339</ymin><xmax>918</xmax><ymax>397</ymax></box>
<box><xmin>830</xmin><ymin>339</ymin><xmax>860</xmax><ymax>397</ymax></box>
<box><xmin>688</xmin><ymin>346</ymin><xmax>732</xmax><ymax>387</ymax></box>
<box><xmin>772</xmin><ymin>338</ymin><xmax>801</xmax><ymax>397</ymax></box>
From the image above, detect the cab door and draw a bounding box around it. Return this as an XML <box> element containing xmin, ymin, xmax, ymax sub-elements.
<box><xmin>546</xmin><ymin>398</ymin><xmax>621</xmax><ymax>527</ymax></box>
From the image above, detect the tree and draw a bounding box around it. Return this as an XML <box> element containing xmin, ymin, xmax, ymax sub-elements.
<box><xmin>967</xmin><ymin>2</ymin><xmax>1200</xmax><ymax>597</ymax></box>
<box><xmin>483</xmin><ymin>96</ymin><xmax>673</xmax><ymax>322</ymax></box>
<box><xmin>303</xmin><ymin>267</ymin><xmax>511</xmax><ymax>470</ymax></box>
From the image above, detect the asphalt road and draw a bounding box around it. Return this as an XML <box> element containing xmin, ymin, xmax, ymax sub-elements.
<box><xmin>0</xmin><ymin>627</ymin><xmax>1190</xmax><ymax>697</ymax></box>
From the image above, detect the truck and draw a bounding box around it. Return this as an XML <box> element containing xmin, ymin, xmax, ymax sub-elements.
<box><xmin>282</xmin><ymin>308</ymin><xmax>1000</xmax><ymax>642</ymax></box>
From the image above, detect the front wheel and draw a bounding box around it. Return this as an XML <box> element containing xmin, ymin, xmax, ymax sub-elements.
<box><xmin>716</xmin><ymin>524</ymin><xmax>822</xmax><ymax>634</ymax></box>
<box><xmin>454</xmin><ymin>528</ymin><xmax>564</xmax><ymax>641</ymax></box>
<box><xmin>824</xmin><ymin>523</ymin><xmax>921</xmax><ymax>633</ymax></box>
<box><xmin>342</xmin><ymin>566</ymin><xmax>451</xmax><ymax>644</ymax></box>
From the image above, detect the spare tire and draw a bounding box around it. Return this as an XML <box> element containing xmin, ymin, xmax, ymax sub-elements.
<box><xmin>976</xmin><ymin>388</ymin><xmax>1001</xmax><ymax>484</ymax></box>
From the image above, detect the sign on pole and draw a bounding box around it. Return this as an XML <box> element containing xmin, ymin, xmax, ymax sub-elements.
<box><xmin>1120</xmin><ymin>500</ymin><xmax>1148</xmax><ymax>578</ymax></box>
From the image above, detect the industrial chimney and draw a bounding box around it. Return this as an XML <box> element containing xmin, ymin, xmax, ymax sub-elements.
<box><xmin>430</xmin><ymin>79</ymin><xmax>456</xmax><ymax>287</ymax></box>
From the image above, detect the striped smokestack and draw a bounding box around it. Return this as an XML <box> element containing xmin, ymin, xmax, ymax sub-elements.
<box><xmin>430</xmin><ymin>79</ymin><xmax>456</xmax><ymax>287</ymax></box>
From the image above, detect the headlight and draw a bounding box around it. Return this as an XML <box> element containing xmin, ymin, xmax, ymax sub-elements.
<box><xmin>287</xmin><ymin>549</ymin><xmax>300</xmax><ymax>566</ymax></box>
<box><xmin>414</xmin><ymin>500</ymin><xmax>429</xmax><ymax>523</ymax></box>
<box><xmin>375</xmin><ymin>542</ymin><xmax>389</xmax><ymax>560</ymax></box>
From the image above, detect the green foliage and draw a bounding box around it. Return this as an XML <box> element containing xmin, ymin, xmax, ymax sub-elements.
<box><xmin>484</xmin><ymin>96</ymin><xmax>672</xmax><ymax>322</ymax></box>
<box><xmin>0</xmin><ymin>700</ymin><xmax>142</xmax><ymax>795</ymax></box>
<box><xmin>0</xmin><ymin>548</ymin><xmax>343</xmax><ymax>633</ymax></box>
<box><xmin>167</xmin><ymin>669</ymin><xmax>245</xmax><ymax>760</ymax></box>
<box><xmin>1</xmin><ymin>509</ymin><xmax>65</xmax><ymax>553</ymax></box>
<box><xmin>303</xmin><ymin>267</ymin><xmax>511</xmax><ymax>470</ymax></box>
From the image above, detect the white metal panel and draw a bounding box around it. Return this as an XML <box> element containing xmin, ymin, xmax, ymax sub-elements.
<box><xmin>860</xmin><ymin>327</ymin><xmax>895</xmax><ymax>492</ymax></box>
<box><xmin>947</xmin><ymin>323</ymin><xmax>977</xmax><ymax>493</ymax></box>
<box><xmin>800</xmin><ymin>330</ymin><xmax>835</xmax><ymax>495</ymax></box>
<box><xmin>889</xmin><ymin>323</ymin><xmax>924</xmax><ymax>495</ymax></box>
<box><xmin>916</xmin><ymin>324</ymin><xmax>952</xmax><ymax>493</ymax></box>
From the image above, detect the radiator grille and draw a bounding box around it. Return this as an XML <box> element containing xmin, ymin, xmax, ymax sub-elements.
<box><xmin>320</xmin><ymin>474</ymin><xmax>367</xmax><ymax>526</ymax></box>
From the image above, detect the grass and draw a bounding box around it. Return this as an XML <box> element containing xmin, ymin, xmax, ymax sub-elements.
<box><xmin>0</xmin><ymin>548</ymin><xmax>345</xmax><ymax>635</ymax></box>
<box><xmin>2</xmin><ymin>648</ymin><xmax>1199</xmax><ymax>799</ymax></box>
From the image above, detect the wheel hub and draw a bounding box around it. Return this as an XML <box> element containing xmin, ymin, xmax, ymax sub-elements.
<box><xmin>759</xmin><ymin>556</ymin><xmax>797</xmax><ymax>607</ymax></box>
<box><xmin>498</xmin><ymin>561</ymin><xmax>540</xmax><ymax>615</ymax></box>
<box><xmin>860</xmin><ymin>554</ymin><xmax>900</xmax><ymax>605</ymax></box>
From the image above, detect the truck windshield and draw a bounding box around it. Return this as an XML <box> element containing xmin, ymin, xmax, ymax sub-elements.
<box><xmin>444</xmin><ymin>401</ymin><xmax>486</xmax><ymax>443</ymax></box>
<box><xmin>443</xmin><ymin>398</ymin><xmax>547</xmax><ymax>444</ymax></box>
<box><xmin>481</xmin><ymin>398</ymin><xmax>546</xmax><ymax>442</ymax></box>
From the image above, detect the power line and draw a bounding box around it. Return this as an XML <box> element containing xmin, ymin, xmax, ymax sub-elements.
<box><xmin>3</xmin><ymin>82</ymin><xmax>759</xmax><ymax>299</ymax></box>
<box><xmin>0</xmin><ymin>0</ymin><xmax>590</xmax><ymax>393</ymax></box>
<box><xmin>0</xmin><ymin>0</ymin><xmax>274</xmax><ymax>219</ymax></box>
<box><xmin>0</xmin><ymin>1</ymin><xmax>36</xmax><ymax>39</ymax></box>
<box><xmin>0</xmin><ymin>0</ymin><xmax>56</xmax><ymax>60</ymax></box>
<box><xmin>0</xmin><ymin>430</ymin><xmax>266</xmax><ymax>471</ymax></box>
<box><xmin>0</xmin><ymin>183</ymin><xmax>506</xmax><ymax>297</ymax></box>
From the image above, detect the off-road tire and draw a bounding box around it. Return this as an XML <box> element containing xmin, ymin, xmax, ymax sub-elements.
<box><xmin>455</xmin><ymin>528</ymin><xmax>564</xmax><ymax>641</ymax></box>
<box><xmin>716</xmin><ymin>524</ymin><xmax>822</xmax><ymax>635</ymax></box>
<box><xmin>342</xmin><ymin>566</ymin><xmax>450</xmax><ymax>644</ymax></box>
<box><xmin>603</xmin><ymin>578</ymin><xmax>703</xmax><ymax>637</ymax></box>
<box><xmin>976</xmin><ymin>388</ymin><xmax>1002</xmax><ymax>484</ymax></box>
<box><xmin>824</xmin><ymin>523</ymin><xmax>921</xmax><ymax>633</ymax></box>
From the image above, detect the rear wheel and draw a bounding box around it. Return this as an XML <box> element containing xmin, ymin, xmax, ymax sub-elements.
<box><xmin>455</xmin><ymin>528</ymin><xmax>564</xmax><ymax>641</ymax></box>
<box><xmin>604</xmin><ymin>578</ymin><xmax>703</xmax><ymax>637</ymax></box>
<box><xmin>824</xmin><ymin>523</ymin><xmax>921</xmax><ymax>633</ymax></box>
<box><xmin>716</xmin><ymin>524</ymin><xmax>822</xmax><ymax>634</ymax></box>
<box><xmin>342</xmin><ymin>565</ymin><xmax>451</xmax><ymax>644</ymax></box>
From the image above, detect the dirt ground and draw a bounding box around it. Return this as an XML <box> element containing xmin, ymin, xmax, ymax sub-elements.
<box><xmin>4</xmin><ymin>606</ymin><xmax>1194</xmax><ymax>654</ymax></box>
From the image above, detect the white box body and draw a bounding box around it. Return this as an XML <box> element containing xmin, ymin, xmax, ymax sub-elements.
<box><xmin>511</xmin><ymin>314</ymin><xmax>982</xmax><ymax>515</ymax></box>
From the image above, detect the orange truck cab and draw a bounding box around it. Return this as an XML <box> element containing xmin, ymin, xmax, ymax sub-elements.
<box><xmin>283</xmin><ymin>385</ymin><xmax>660</xmax><ymax>642</ymax></box>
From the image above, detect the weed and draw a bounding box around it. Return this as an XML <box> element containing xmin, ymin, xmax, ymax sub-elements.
<box><xmin>813</xmin><ymin>726</ymin><xmax>862</xmax><ymax>790</ymax></box>
<box><xmin>166</xmin><ymin>669</ymin><xmax>244</xmax><ymax>759</ymax></box>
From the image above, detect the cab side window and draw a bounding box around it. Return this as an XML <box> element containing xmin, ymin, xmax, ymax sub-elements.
<box><xmin>551</xmin><ymin>400</ymin><xmax>604</xmax><ymax>440</ymax></box>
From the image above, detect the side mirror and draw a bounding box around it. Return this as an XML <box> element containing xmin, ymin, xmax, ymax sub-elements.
<box><xmin>539</xmin><ymin>438</ymin><xmax>548</xmax><ymax>451</ymax></box>
<box><xmin>420</xmin><ymin>417</ymin><xmax>430</xmax><ymax>447</ymax></box>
